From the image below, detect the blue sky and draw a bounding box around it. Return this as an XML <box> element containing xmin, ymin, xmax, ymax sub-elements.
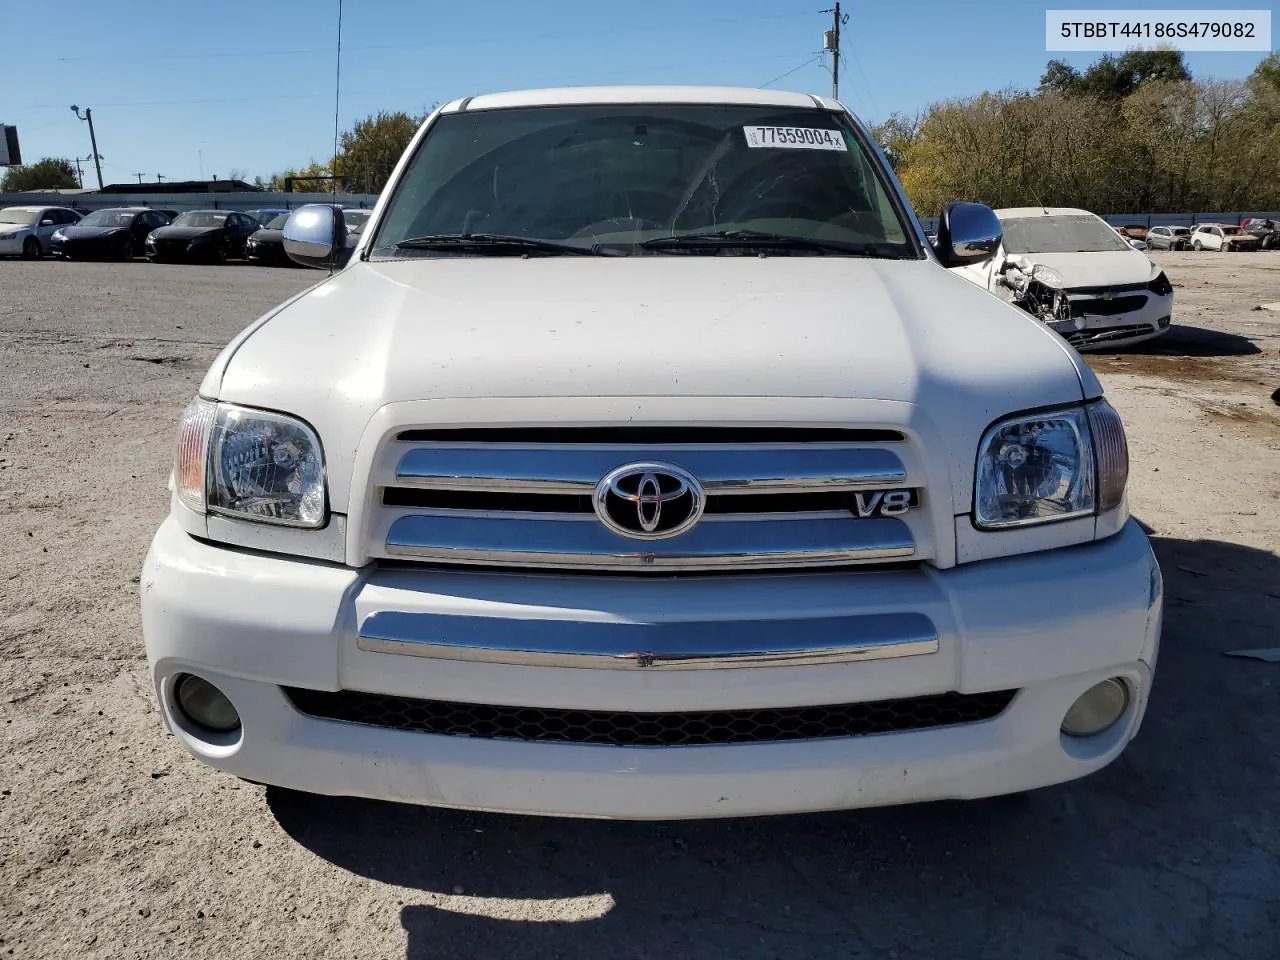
<box><xmin>4</xmin><ymin>0</ymin><xmax>1272</xmax><ymax>185</ymax></box>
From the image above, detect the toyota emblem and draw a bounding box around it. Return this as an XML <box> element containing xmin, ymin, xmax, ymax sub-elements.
<box><xmin>593</xmin><ymin>462</ymin><xmax>705</xmax><ymax>540</ymax></box>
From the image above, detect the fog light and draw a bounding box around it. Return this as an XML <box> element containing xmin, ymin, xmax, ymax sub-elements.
<box><xmin>174</xmin><ymin>674</ymin><xmax>240</xmax><ymax>732</ymax></box>
<box><xmin>1061</xmin><ymin>678</ymin><xmax>1128</xmax><ymax>737</ymax></box>
<box><xmin>1157</xmin><ymin>316</ymin><xmax>1172</xmax><ymax>329</ymax></box>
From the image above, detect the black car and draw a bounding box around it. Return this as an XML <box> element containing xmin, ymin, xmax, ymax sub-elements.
<box><xmin>50</xmin><ymin>207</ymin><xmax>170</xmax><ymax>260</ymax></box>
<box><xmin>1241</xmin><ymin>218</ymin><xmax>1279</xmax><ymax>250</ymax></box>
<box><xmin>244</xmin><ymin>213</ymin><xmax>292</xmax><ymax>265</ymax></box>
<box><xmin>246</xmin><ymin>207</ymin><xmax>290</xmax><ymax>226</ymax></box>
<box><xmin>145</xmin><ymin>210</ymin><xmax>260</xmax><ymax>263</ymax></box>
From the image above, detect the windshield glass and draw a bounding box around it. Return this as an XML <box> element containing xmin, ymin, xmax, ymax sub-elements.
<box><xmin>1170</xmin><ymin>227</ymin><xmax>1189</xmax><ymax>235</ymax></box>
<box><xmin>1001</xmin><ymin>214</ymin><xmax>1132</xmax><ymax>254</ymax></box>
<box><xmin>172</xmin><ymin>212</ymin><xmax>227</xmax><ymax>228</ymax></box>
<box><xmin>265</xmin><ymin>214</ymin><xmax>289</xmax><ymax>229</ymax></box>
<box><xmin>79</xmin><ymin>209</ymin><xmax>136</xmax><ymax>227</ymax></box>
<box><xmin>0</xmin><ymin>208</ymin><xmax>39</xmax><ymax>225</ymax></box>
<box><xmin>370</xmin><ymin>104</ymin><xmax>915</xmax><ymax>258</ymax></box>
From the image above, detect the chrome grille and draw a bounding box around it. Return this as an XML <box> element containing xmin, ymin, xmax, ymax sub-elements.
<box><xmin>370</xmin><ymin>429</ymin><xmax>929</xmax><ymax>572</ymax></box>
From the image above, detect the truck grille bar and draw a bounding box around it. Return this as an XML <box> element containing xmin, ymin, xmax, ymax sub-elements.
<box><xmin>372</xmin><ymin>431</ymin><xmax>925</xmax><ymax>572</ymax></box>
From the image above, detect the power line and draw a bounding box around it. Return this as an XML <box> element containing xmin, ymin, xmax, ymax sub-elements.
<box><xmin>760</xmin><ymin>54</ymin><xmax>825</xmax><ymax>89</ymax></box>
<box><xmin>51</xmin><ymin>11</ymin><xmax>818</xmax><ymax>64</ymax></box>
<box><xmin>840</xmin><ymin>49</ymin><xmax>878</xmax><ymax>114</ymax></box>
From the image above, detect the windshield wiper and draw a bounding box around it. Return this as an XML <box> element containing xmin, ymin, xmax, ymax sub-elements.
<box><xmin>639</xmin><ymin>230</ymin><xmax>903</xmax><ymax>257</ymax></box>
<box><xmin>394</xmin><ymin>233</ymin><xmax>599</xmax><ymax>256</ymax></box>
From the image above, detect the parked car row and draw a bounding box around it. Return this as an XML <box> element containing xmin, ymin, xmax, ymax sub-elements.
<box><xmin>1124</xmin><ymin>221</ymin><xmax>1276</xmax><ymax>252</ymax></box>
<box><xmin>0</xmin><ymin>204</ymin><xmax>374</xmax><ymax>264</ymax></box>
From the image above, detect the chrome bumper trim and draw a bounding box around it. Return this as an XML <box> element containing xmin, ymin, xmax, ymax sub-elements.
<box><xmin>384</xmin><ymin>514</ymin><xmax>916</xmax><ymax>570</ymax></box>
<box><xmin>356</xmin><ymin>610</ymin><xmax>938</xmax><ymax>670</ymax></box>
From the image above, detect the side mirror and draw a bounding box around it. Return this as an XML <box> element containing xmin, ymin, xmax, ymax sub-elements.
<box><xmin>282</xmin><ymin>204</ymin><xmax>347</xmax><ymax>269</ymax></box>
<box><xmin>40</xmin><ymin>219</ymin><xmax>54</xmax><ymax>226</ymax></box>
<box><xmin>935</xmin><ymin>202</ymin><xmax>1002</xmax><ymax>267</ymax></box>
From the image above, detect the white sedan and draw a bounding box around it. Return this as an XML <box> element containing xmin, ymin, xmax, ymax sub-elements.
<box><xmin>951</xmin><ymin>206</ymin><xmax>1173</xmax><ymax>350</ymax></box>
<box><xmin>0</xmin><ymin>205</ymin><xmax>83</xmax><ymax>258</ymax></box>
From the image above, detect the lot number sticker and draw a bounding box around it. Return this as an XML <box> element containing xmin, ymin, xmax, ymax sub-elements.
<box><xmin>743</xmin><ymin>126</ymin><xmax>847</xmax><ymax>151</ymax></box>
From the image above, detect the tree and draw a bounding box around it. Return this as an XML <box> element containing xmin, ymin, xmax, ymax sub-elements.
<box><xmin>269</xmin><ymin>160</ymin><xmax>337</xmax><ymax>193</ymax></box>
<box><xmin>1075</xmin><ymin>49</ymin><xmax>1190</xmax><ymax>99</ymax></box>
<box><xmin>1250</xmin><ymin>52</ymin><xmax>1280</xmax><ymax>95</ymax></box>
<box><xmin>1040</xmin><ymin>60</ymin><xmax>1081</xmax><ymax>95</ymax></box>
<box><xmin>870</xmin><ymin>113</ymin><xmax>921</xmax><ymax>171</ymax></box>
<box><xmin>1</xmin><ymin>157</ymin><xmax>79</xmax><ymax>192</ymax></box>
<box><xmin>335</xmin><ymin>111</ymin><xmax>421</xmax><ymax>194</ymax></box>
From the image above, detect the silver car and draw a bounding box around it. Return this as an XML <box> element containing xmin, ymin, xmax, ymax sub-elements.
<box><xmin>0</xmin><ymin>205</ymin><xmax>83</xmax><ymax>258</ymax></box>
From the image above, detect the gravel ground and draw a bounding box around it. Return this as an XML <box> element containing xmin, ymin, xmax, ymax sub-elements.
<box><xmin>2</xmin><ymin>252</ymin><xmax>1278</xmax><ymax>960</ymax></box>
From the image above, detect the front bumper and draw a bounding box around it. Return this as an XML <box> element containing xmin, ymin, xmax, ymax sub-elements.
<box><xmin>141</xmin><ymin>518</ymin><xmax>1162</xmax><ymax>819</ymax></box>
<box><xmin>1050</xmin><ymin>288</ymin><xmax>1173</xmax><ymax>351</ymax></box>
<box><xmin>0</xmin><ymin>232</ymin><xmax>30</xmax><ymax>255</ymax></box>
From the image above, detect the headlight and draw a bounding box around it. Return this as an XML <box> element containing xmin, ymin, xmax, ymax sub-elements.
<box><xmin>974</xmin><ymin>401</ymin><xmax>1127</xmax><ymax>529</ymax></box>
<box><xmin>175</xmin><ymin>398</ymin><xmax>326</xmax><ymax>527</ymax></box>
<box><xmin>1147</xmin><ymin>271</ymin><xmax>1172</xmax><ymax>296</ymax></box>
<box><xmin>51</xmin><ymin>230</ymin><xmax>66</xmax><ymax>242</ymax></box>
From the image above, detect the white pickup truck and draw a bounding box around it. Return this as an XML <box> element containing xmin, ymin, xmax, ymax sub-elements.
<box><xmin>140</xmin><ymin>86</ymin><xmax>1162</xmax><ymax>819</ymax></box>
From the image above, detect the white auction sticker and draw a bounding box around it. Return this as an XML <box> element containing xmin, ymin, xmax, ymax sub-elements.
<box><xmin>1046</xmin><ymin>10</ymin><xmax>1271</xmax><ymax>51</ymax></box>
<box><xmin>743</xmin><ymin>126</ymin><xmax>847</xmax><ymax>151</ymax></box>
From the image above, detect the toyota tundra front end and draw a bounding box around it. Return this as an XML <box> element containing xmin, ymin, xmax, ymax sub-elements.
<box><xmin>140</xmin><ymin>86</ymin><xmax>1162</xmax><ymax>819</ymax></box>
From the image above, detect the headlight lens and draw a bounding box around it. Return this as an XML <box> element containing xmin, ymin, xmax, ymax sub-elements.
<box><xmin>975</xmin><ymin>407</ymin><xmax>1095</xmax><ymax>528</ymax></box>
<box><xmin>974</xmin><ymin>401</ymin><xmax>1129</xmax><ymax>529</ymax></box>
<box><xmin>1147</xmin><ymin>271</ymin><xmax>1172</xmax><ymax>296</ymax></box>
<box><xmin>174</xmin><ymin>398</ymin><xmax>326</xmax><ymax>527</ymax></box>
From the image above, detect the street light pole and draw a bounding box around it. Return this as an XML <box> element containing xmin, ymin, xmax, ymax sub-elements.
<box><xmin>69</xmin><ymin>105</ymin><xmax>104</xmax><ymax>189</ymax></box>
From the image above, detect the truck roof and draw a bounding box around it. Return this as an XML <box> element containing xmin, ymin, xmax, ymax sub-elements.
<box><xmin>442</xmin><ymin>85</ymin><xmax>834</xmax><ymax>113</ymax></box>
<box><xmin>994</xmin><ymin>207</ymin><xmax>1095</xmax><ymax>219</ymax></box>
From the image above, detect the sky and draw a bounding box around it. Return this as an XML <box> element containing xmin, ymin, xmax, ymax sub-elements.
<box><xmin>3</xmin><ymin>0</ymin><xmax>1272</xmax><ymax>186</ymax></box>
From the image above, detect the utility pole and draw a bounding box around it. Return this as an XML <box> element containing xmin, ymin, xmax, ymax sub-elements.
<box><xmin>156</xmin><ymin>174</ymin><xmax>165</xmax><ymax>184</ymax></box>
<box><xmin>69</xmin><ymin>105</ymin><xmax>104</xmax><ymax>189</ymax></box>
<box><xmin>135</xmin><ymin>172</ymin><xmax>145</xmax><ymax>185</ymax></box>
<box><xmin>72</xmin><ymin>157</ymin><xmax>85</xmax><ymax>188</ymax></box>
<box><xmin>822</xmin><ymin>3</ymin><xmax>848</xmax><ymax>100</ymax></box>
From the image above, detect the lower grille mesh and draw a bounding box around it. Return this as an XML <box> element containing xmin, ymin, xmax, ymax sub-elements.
<box><xmin>282</xmin><ymin>688</ymin><xmax>1016</xmax><ymax>747</ymax></box>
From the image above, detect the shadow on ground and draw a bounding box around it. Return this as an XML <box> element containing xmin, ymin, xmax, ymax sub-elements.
<box><xmin>268</xmin><ymin>533</ymin><xmax>1280</xmax><ymax>960</ymax></box>
<box><xmin>1092</xmin><ymin>323</ymin><xmax>1261</xmax><ymax>358</ymax></box>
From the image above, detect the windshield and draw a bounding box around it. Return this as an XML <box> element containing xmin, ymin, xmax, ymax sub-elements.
<box><xmin>370</xmin><ymin>104</ymin><xmax>915</xmax><ymax>258</ymax></box>
<box><xmin>0</xmin><ymin>208</ymin><xmax>39</xmax><ymax>225</ymax></box>
<box><xmin>1170</xmin><ymin>227</ymin><xmax>1189</xmax><ymax>235</ymax></box>
<box><xmin>265</xmin><ymin>214</ymin><xmax>289</xmax><ymax>229</ymax></box>
<box><xmin>79</xmin><ymin>209</ymin><xmax>137</xmax><ymax>227</ymax></box>
<box><xmin>1001</xmin><ymin>214</ymin><xmax>1132</xmax><ymax>254</ymax></box>
<box><xmin>172</xmin><ymin>212</ymin><xmax>227</xmax><ymax>228</ymax></box>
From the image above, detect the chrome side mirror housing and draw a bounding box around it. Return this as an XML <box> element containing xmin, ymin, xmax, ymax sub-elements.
<box><xmin>935</xmin><ymin>202</ymin><xmax>1002</xmax><ymax>267</ymax></box>
<box><xmin>283</xmin><ymin>204</ymin><xmax>347</xmax><ymax>269</ymax></box>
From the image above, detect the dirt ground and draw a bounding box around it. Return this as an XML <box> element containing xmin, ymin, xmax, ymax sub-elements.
<box><xmin>1</xmin><ymin>251</ymin><xmax>1278</xmax><ymax>960</ymax></box>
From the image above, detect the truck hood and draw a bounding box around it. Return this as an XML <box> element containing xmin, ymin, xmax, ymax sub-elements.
<box><xmin>210</xmin><ymin>257</ymin><xmax>1093</xmax><ymax>511</ymax></box>
<box><xmin>1008</xmin><ymin>249</ymin><xmax>1156</xmax><ymax>288</ymax></box>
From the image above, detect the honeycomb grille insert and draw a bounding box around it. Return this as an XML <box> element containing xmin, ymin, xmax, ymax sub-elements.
<box><xmin>281</xmin><ymin>688</ymin><xmax>1017</xmax><ymax>747</ymax></box>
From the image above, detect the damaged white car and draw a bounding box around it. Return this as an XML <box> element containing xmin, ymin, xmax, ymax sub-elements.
<box><xmin>952</xmin><ymin>207</ymin><xmax>1173</xmax><ymax>350</ymax></box>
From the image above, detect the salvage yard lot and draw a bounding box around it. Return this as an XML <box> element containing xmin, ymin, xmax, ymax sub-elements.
<box><xmin>2</xmin><ymin>253</ymin><xmax>1278</xmax><ymax>959</ymax></box>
